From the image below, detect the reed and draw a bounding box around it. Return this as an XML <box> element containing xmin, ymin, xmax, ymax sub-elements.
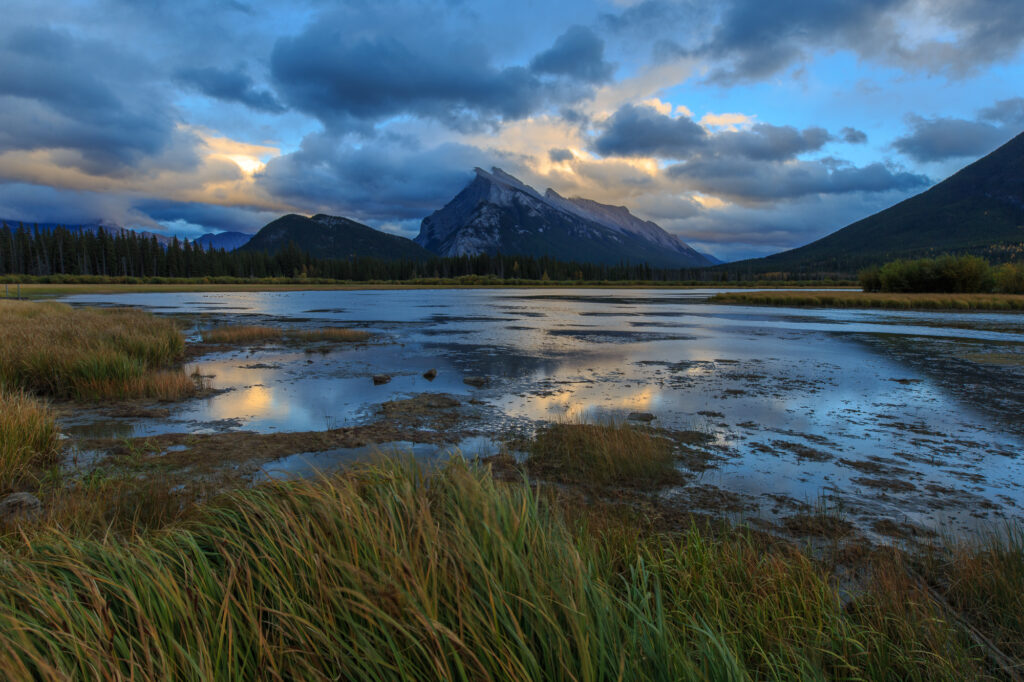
<box><xmin>201</xmin><ymin>325</ymin><xmax>282</xmax><ymax>344</ymax></box>
<box><xmin>711</xmin><ymin>291</ymin><xmax>1024</xmax><ymax>311</ymax></box>
<box><xmin>0</xmin><ymin>300</ymin><xmax>193</xmax><ymax>401</ymax></box>
<box><xmin>525</xmin><ymin>417</ymin><xmax>679</xmax><ymax>486</ymax></box>
<box><xmin>0</xmin><ymin>458</ymin><xmax>994</xmax><ymax>680</ymax></box>
<box><xmin>0</xmin><ymin>389</ymin><xmax>60</xmax><ymax>490</ymax></box>
<box><xmin>288</xmin><ymin>327</ymin><xmax>372</xmax><ymax>343</ymax></box>
<box><xmin>201</xmin><ymin>325</ymin><xmax>372</xmax><ymax>344</ymax></box>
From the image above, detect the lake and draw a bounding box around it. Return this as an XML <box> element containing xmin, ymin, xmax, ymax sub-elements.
<box><xmin>60</xmin><ymin>288</ymin><xmax>1024</xmax><ymax>538</ymax></box>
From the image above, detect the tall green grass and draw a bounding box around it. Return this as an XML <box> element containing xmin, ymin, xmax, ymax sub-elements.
<box><xmin>0</xmin><ymin>459</ymin><xmax>994</xmax><ymax>680</ymax></box>
<box><xmin>0</xmin><ymin>388</ymin><xmax>60</xmax><ymax>490</ymax></box>
<box><xmin>0</xmin><ymin>300</ymin><xmax>192</xmax><ymax>400</ymax></box>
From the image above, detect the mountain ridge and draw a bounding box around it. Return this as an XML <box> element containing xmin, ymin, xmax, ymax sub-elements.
<box><xmin>728</xmin><ymin>130</ymin><xmax>1024</xmax><ymax>274</ymax></box>
<box><xmin>240</xmin><ymin>213</ymin><xmax>433</xmax><ymax>261</ymax></box>
<box><xmin>415</xmin><ymin>167</ymin><xmax>711</xmax><ymax>268</ymax></box>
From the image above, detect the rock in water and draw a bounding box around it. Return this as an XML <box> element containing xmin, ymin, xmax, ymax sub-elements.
<box><xmin>463</xmin><ymin>376</ymin><xmax>488</xmax><ymax>388</ymax></box>
<box><xmin>372</xmin><ymin>374</ymin><xmax>392</xmax><ymax>385</ymax></box>
<box><xmin>423</xmin><ymin>368</ymin><xmax>438</xmax><ymax>380</ymax></box>
<box><xmin>628</xmin><ymin>412</ymin><xmax>656</xmax><ymax>422</ymax></box>
<box><xmin>0</xmin><ymin>492</ymin><xmax>42</xmax><ymax>523</ymax></box>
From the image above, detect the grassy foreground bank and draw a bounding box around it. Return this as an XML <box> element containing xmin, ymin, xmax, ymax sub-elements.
<box><xmin>710</xmin><ymin>290</ymin><xmax>1024</xmax><ymax>311</ymax></box>
<box><xmin>0</xmin><ymin>457</ymin><xmax>1020</xmax><ymax>681</ymax></box>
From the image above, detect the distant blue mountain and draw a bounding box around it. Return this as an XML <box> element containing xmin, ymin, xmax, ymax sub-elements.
<box><xmin>194</xmin><ymin>231</ymin><xmax>251</xmax><ymax>251</ymax></box>
<box><xmin>0</xmin><ymin>218</ymin><xmax>174</xmax><ymax>245</ymax></box>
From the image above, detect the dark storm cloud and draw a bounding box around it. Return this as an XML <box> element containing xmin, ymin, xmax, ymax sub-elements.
<box><xmin>593</xmin><ymin>104</ymin><xmax>708</xmax><ymax>158</ymax></box>
<box><xmin>176</xmin><ymin>66</ymin><xmax>285</xmax><ymax>113</ymax></box>
<box><xmin>667</xmin><ymin>157</ymin><xmax>928</xmax><ymax>203</ymax></box>
<box><xmin>840</xmin><ymin>127</ymin><xmax>868</xmax><ymax>144</ymax></box>
<box><xmin>270</xmin><ymin>16</ymin><xmax>615</xmax><ymax>131</ymax></box>
<box><xmin>132</xmin><ymin>199</ymin><xmax>278</xmax><ymax>233</ymax></box>
<box><xmin>892</xmin><ymin>115</ymin><xmax>1009</xmax><ymax>162</ymax></box>
<box><xmin>593</xmin><ymin>106</ymin><xmax>830</xmax><ymax>161</ymax></box>
<box><xmin>549</xmin><ymin>148</ymin><xmax>575</xmax><ymax>162</ymax></box>
<box><xmin>638</xmin><ymin>0</ymin><xmax>1024</xmax><ymax>84</ymax></box>
<box><xmin>0</xmin><ymin>26</ymin><xmax>195</xmax><ymax>176</ymax></box>
<box><xmin>529</xmin><ymin>26</ymin><xmax>614</xmax><ymax>84</ymax></box>
<box><xmin>697</xmin><ymin>0</ymin><xmax>903</xmax><ymax>84</ymax></box>
<box><xmin>979</xmin><ymin>97</ymin><xmax>1024</xmax><ymax>128</ymax></box>
<box><xmin>257</xmin><ymin>133</ymin><xmax>507</xmax><ymax>221</ymax></box>
<box><xmin>713</xmin><ymin>124</ymin><xmax>832</xmax><ymax>161</ymax></box>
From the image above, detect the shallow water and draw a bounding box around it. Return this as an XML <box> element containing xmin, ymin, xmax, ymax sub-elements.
<box><xmin>61</xmin><ymin>288</ymin><xmax>1024</xmax><ymax>536</ymax></box>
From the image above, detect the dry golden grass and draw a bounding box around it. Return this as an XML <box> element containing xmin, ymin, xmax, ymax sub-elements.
<box><xmin>0</xmin><ymin>389</ymin><xmax>60</xmax><ymax>490</ymax></box>
<box><xmin>201</xmin><ymin>325</ymin><xmax>282</xmax><ymax>344</ymax></box>
<box><xmin>0</xmin><ymin>300</ymin><xmax>193</xmax><ymax>401</ymax></box>
<box><xmin>202</xmin><ymin>324</ymin><xmax>372</xmax><ymax>345</ymax></box>
<box><xmin>289</xmin><ymin>327</ymin><xmax>371</xmax><ymax>343</ymax></box>
<box><xmin>711</xmin><ymin>290</ymin><xmax>1024</xmax><ymax>310</ymax></box>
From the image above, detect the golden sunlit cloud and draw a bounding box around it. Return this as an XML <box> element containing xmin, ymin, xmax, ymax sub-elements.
<box><xmin>196</xmin><ymin>128</ymin><xmax>280</xmax><ymax>177</ymax></box>
<box><xmin>693</xmin><ymin>194</ymin><xmax>727</xmax><ymax>209</ymax></box>
<box><xmin>699</xmin><ymin>112</ymin><xmax>755</xmax><ymax>130</ymax></box>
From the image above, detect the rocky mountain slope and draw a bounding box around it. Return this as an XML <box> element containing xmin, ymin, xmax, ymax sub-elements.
<box><xmin>415</xmin><ymin>168</ymin><xmax>711</xmax><ymax>268</ymax></box>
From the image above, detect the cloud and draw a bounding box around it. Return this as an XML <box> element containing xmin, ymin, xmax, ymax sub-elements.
<box><xmin>712</xmin><ymin>124</ymin><xmax>832</xmax><ymax>161</ymax></box>
<box><xmin>0</xmin><ymin>25</ymin><xmax>191</xmax><ymax>176</ymax></box>
<box><xmin>642</xmin><ymin>0</ymin><xmax>1024</xmax><ymax>84</ymax></box>
<box><xmin>979</xmin><ymin>96</ymin><xmax>1024</xmax><ymax>128</ymax></box>
<box><xmin>593</xmin><ymin>104</ymin><xmax>708</xmax><ymax>158</ymax></box>
<box><xmin>892</xmin><ymin>114</ymin><xmax>1010</xmax><ymax>162</ymax></box>
<box><xmin>840</xmin><ymin>127</ymin><xmax>868</xmax><ymax>144</ymax></box>
<box><xmin>549</xmin><ymin>148</ymin><xmax>575</xmax><ymax>162</ymax></box>
<box><xmin>593</xmin><ymin>104</ymin><xmax>830</xmax><ymax>161</ymax></box>
<box><xmin>667</xmin><ymin>157</ymin><xmax>929</xmax><ymax>203</ymax></box>
<box><xmin>176</xmin><ymin>66</ymin><xmax>285</xmax><ymax>113</ymax></box>
<box><xmin>529</xmin><ymin>26</ymin><xmax>614</xmax><ymax>83</ymax></box>
<box><xmin>257</xmin><ymin>132</ymin><xmax>508</xmax><ymax>221</ymax></box>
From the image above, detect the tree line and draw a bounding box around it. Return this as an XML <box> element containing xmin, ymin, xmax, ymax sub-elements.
<box><xmin>0</xmin><ymin>222</ymin><xmax>731</xmax><ymax>282</ymax></box>
<box><xmin>859</xmin><ymin>254</ymin><xmax>1024</xmax><ymax>293</ymax></box>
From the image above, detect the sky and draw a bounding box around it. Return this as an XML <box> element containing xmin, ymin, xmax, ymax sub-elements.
<box><xmin>1</xmin><ymin>0</ymin><xmax>1023</xmax><ymax>261</ymax></box>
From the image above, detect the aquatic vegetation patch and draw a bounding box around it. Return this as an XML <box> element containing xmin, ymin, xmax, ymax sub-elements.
<box><xmin>525</xmin><ymin>417</ymin><xmax>680</xmax><ymax>487</ymax></box>
<box><xmin>201</xmin><ymin>324</ymin><xmax>372</xmax><ymax>345</ymax></box>
<box><xmin>711</xmin><ymin>290</ymin><xmax>1024</xmax><ymax>310</ymax></box>
<box><xmin>0</xmin><ymin>300</ymin><xmax>195</xmax><ymax>401</ymax></box>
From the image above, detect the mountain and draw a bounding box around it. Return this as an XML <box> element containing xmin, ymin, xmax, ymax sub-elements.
<box><xmin>239</xmin><ymin>214</ymin><xmax>433</xmax><ymax>260</ymax></box>
<box><xmin>415</xmin><ymin>167</ymin><xmax>711</xmax><ymax>268</ymax></box>
<box><xmin>732</xmin><ymin>130</ymin><xmax>1024</xmax><ymax>274</ymax></box>
<box><xmin>194</xmin><ymin>231</ymin><xmax>251</xmax><ymax>251</ymax></box>
<box><xmin>0</xmin><ymin>218</ymin><xmax>173</xmax><ymax>246</ymax></box>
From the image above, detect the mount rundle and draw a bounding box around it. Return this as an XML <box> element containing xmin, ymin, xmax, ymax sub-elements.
<box><xmin>415</xmin><ymin>167</ymin><xmax>711</xmax><ymax>268</ymax></box>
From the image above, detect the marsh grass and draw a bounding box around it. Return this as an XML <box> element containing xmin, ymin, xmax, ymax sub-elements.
<box><xmin>0</xmin><ymin>300</ymin><xmax>193</xmax><ymax>401</ymax></box>
<box><xmin>290</xmin><ymin>327</ymin><xmax>372</xmax><ymax>343</ymax></box>
<box><xmin>918</xmin><ymin>525</ymin><xmax>1024</xmax><ymax>658</ymax></box>
<box><xmin>201</xmin><ymin>324</ymin><xmax>282</xmax><ymax>344</ymax></box>
<box><xmin>526</xmin><ymin>416</ymin><xmax>680</xmax><ymax>486</ymax></box>
<box><xmin>0</xmin><ymin>389</ymin><xmax>60</xmax><ymax>490</ymax></box>
<box><xmin>711</xmin><ymin>291</ymin><xmax>1024</xmax><ymax>311</ymax></box>
<box><xmin>0</xmin><ymin>458</ymin><xmax>999</xmax><ymax>681</ymax></box>
<box><xmin>202</xmin><ymin>325</ymin><xmax>372</xmax><ymax>345</ymax></box>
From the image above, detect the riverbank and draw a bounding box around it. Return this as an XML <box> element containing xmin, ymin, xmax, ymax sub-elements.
<box><xmin>711</xmin><ymin>290</ymin><xmax>1024</xmax><ymax>311</ymax></box>
<box><xmin>0</xmin><ymin>278</ymin><xmax>857</xmax><ymax>300</ymax></box>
